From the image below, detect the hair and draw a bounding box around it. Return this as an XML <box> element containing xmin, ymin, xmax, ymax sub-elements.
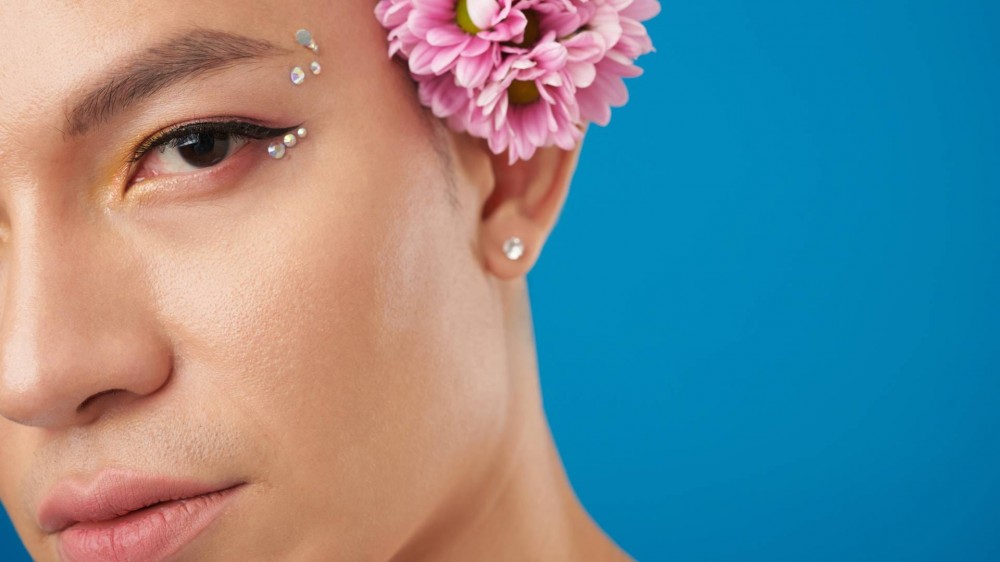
<box><xmin>388</xmin><ymin>55</ymin><xmax>462</xmax><ymax>210</ymax></box>
<box><xmin>423</xmin><ymin>109</ymin><xmax>462</xmax><ymax>210</ymax></box>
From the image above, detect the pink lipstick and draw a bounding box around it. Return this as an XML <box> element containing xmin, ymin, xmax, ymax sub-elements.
<box><xmin>37</xmin><ymin>469</ymin><xmax>244</xmax><ymax>562</ymax></box>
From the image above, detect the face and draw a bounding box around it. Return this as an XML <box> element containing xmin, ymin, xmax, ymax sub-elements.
<box><xmin>0</xmin><ymin>1</ymin><xmax>515</xmax><ymax>560</ymax></box>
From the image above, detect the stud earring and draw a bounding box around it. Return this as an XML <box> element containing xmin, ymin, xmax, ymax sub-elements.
<box><xmin>502</xmin><ymin>236</ymin><xmax>525</xmax><ymax>261</ymax></box>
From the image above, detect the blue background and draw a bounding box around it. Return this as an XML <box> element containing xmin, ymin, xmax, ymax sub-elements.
<box><xmin>3</xmin><ymin>0</ymin><xmax>998</xmax><ymax>560</ymax></box>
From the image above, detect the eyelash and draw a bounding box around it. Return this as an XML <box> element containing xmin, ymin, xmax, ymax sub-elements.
<box><xmin>129</xmin><ymin>120</ymin><xmax>299</xmax><ymax>164</ymax></box>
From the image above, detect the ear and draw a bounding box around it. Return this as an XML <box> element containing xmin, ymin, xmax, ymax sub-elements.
<box><xmin>476</xmin><ymin>136</ymin><xmax>585</xmax><ymax>280</ymax></box>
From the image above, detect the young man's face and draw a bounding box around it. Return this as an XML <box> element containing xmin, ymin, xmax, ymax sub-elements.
<box><xmin>0</xmin><ymin>1</ymin><xmax>512</xmax><ymax>559</ymax></box>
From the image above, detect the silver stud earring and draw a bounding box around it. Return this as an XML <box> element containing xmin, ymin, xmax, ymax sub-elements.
<box><xmin>502</xmin><ymin>236</ymin><xmax>525</xmax><ymax>261</ymax></box>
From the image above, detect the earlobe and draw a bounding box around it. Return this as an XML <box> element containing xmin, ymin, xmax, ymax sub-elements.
<box><xmin>482</xmin><ymin>200</ymin><xmax>545</xmax><ymax>279</ymax></box>
<box><xmin>479</xmin><ymin>137</ymin><xmax>584</xmax><ymax>280</ymax></box>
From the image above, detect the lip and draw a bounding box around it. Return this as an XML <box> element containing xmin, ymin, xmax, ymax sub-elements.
<box><xmin>37</xmin><ymin>469</ymin><xmax>244</xmax><ymax>562</ymax></box>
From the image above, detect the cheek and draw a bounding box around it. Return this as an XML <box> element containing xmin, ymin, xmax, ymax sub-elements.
<box><xmin>137</xmin><ymin>140</ymin><xmax>507</xmax><ymax>554</ymax></box>
<box><xmin>0</xmin><ymin>428</ymin><xmax>38</xmax><ymax>539</ymax></box>
<box><xmin>146</xmin><ymin>163</ymin><xmax>449</xmax><ymax>438</ymax></box>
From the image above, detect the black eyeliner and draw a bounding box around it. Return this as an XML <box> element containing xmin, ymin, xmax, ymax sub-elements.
<box><xmin>130</xmin><ymin>121</ymin><xmax>301</xmax><ymax>163</ymax></box>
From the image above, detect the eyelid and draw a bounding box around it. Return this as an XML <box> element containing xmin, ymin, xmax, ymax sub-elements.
<box><xmin>129</xmin><ymin>120</ymin><xmax>300</xmax><ymax>164</ymax></box>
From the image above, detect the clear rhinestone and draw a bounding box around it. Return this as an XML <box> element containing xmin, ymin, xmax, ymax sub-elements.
<box><xmin>295</xmin><ymin>29</ymin><xmax>313</xmax><ymax>47</ymax></box>
<box><xmin>310</xmin><ymin>61</ymin><xmax>321</xmax><ymax>75</ymax></box>
<box><xmin>296</xmin><ymin>127</ymin><xmax>308</xmax><ymax>139</ymax></box>
<box><xmin>502</xmin><ymin>237</ymin><xmax>525</xmax><ymax>261</ymax></box>
<box><xmin>267</xmin><ymin>142</ymin><xmax>286</xmax><ymax>159</ymax></box>
<box><xmin>283</xmin><ymin>133</ymin><xmax>298</xmax><ymax>148</ymax></box>
<box><xmin>290</xmin><ymin>66</ymin><xmax>306</xmax><ymax>85</ymax></box>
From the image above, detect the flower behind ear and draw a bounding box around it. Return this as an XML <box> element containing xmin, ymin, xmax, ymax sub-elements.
<box><xmin>374</xmin><ymin>0</ymin><xmax>661</xmax><ymax>163</ymax></box>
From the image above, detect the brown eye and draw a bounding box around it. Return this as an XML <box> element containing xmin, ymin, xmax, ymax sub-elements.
<box><xmin>129</xmin><ymin>121</ymin><xmax>298</xmax><ymax>186</ymax></box>
<box><xmin>174</xmin><ymin>132</ymin><xmax>231</xmax><ymax>168</ymax></box>
<box><xmin>133</xmin><ymin>132</ymin><xmax>250</xmax><ymax>184</ymax></box>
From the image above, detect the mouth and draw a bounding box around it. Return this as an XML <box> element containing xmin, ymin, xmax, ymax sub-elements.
<box><xmin>37</xmin><ymin>470</ymin><xmax>245</xmax><ymax>562</ymax></box>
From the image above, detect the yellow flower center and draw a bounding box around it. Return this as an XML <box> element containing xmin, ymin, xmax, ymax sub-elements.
<box><xmin>508</xmin><ymin>80</ymin><xmax>541</xmax><ymax>105</ymax></box>
<box><xmin>456</xmin><ymin>0</ymin><xmax>482</xmax><ymax>34</ymax></box>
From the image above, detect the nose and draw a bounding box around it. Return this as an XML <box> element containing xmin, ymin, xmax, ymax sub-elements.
<box><xmin>0</xmin><ymin>215</ymin><xmax>172</xmax><ymax>428</ymax></box>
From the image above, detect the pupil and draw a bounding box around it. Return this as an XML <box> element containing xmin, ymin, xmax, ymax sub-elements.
<box><xmin>178</xmin><ymin>132</ymin><xmax>230</xmax><ymax>167</ymax></box>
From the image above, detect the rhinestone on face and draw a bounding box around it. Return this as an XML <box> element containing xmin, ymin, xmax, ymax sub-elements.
<box><xmin>267</xmin><ymin>142</ymin><xmax>286</xmax><ymax>159</ymax></box>
<box><xmin>296</xmin><ymin>127</ymin><xmax>308</xmax><ymax>139</ymax></box>
<box><xmin>310</xmin><ymin>61</ymin><xmax>321</xmax><ymax>75</ymax></box>
<box><xmin>283</xmin><ymin>133</ymin><xmax>298</xmax><ymax>148</ymax></box>
<box><xmin>295</xmin><ymin>29</ymin><xmax>319</xmax><ymax>53</ymax></box>
<box><xmin>502</xmin><ymin>237</ymin><xmax>525</xmax><ymax>261</ymax></box>
<box><xmin>290</xmin><ymin>66</ymin><xmax>306</xmax><ymax>85</ymax></box>
<box><xmin>295</xmin><ymin>29</ymin><xmax>313</xmax><ymax>48</ymax></box>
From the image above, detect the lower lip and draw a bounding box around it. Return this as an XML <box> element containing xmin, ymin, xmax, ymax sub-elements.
<box><xmin>57</xmin><ymin>485</ymin><xmax>243</xmax><ymax>562</ymax></box>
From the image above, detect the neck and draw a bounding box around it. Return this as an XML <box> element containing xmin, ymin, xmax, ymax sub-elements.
<box><xmin>392</xmin><ymin>280</ymin><xmax>633</xmax><ymax>562</ymax></box>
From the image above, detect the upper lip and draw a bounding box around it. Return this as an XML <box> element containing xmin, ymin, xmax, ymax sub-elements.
<box><xmin>37</xmin><ymin>469</ymin><xmax>242</xmax><ymax>534</ymax></box>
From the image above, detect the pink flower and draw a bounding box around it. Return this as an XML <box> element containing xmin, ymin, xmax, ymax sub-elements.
<box><xmin>576</xmin><ymin>0</ymin><xmax>660</xmax><ymax>125</ymax></box>
<box><xmin>406</xmin><ymin>0</ymin><xmax>528</xmax><ymax>88</ymax></box>
<box><xmin>471</xmin><ymin>33</ymin><xmax>583</xmax><ymax>163</ymax></box>
<box><xmin>375</xmin><ymin>0</ymin><xmax>418</xmax><ymax>57</ymax></box>
<box><xmin>374</xmin><ymin>0</ymin><xmax>660</xmax><ymax>163</ymax></box>
<box><xmin>551</xmin><ymin>1</ymin><xmax>624</xmax><ymax>90</ymax></box>
<box><xmin>415</xmin><ymin>72</ymin><xmax>474</xmax><ymax>125</ymax></box>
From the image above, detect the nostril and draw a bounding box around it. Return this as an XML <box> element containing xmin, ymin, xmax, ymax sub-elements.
<box><xmin>77</xmin><ymin>388</ymin><xmax>126</xmax><ymax>413</ymax></box>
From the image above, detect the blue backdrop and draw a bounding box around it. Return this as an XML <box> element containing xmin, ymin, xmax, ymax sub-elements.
<box><xmin>3</xmin><ymin>1</ymin><xmax>998</xmax><ymax>560</ymax></box>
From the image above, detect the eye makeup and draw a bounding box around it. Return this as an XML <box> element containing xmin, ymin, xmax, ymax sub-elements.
<box><xmin>118</xmin><ymin>26</ymin><xmax>323</xmax><ymax>194</ymax></box>
<box><xmin>125</xmin><ymin>119</ymin><xmax>302</xmax><ymax>187</ymax></box>
<box><xmin>130</xmin><ymin>120</ymin><xmax>299</xmax><ymax>164</ymax></box>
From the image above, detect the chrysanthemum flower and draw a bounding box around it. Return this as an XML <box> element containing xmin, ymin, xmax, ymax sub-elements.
<box><xmin>575</xmin><ymin>0</ymin><xmax>659</xmax><ymax>125</ymax></box>
<box><xmin>375</xmin><ymin>0</ymin><xmax>418</xmax><ymax>57</ymax></box>
<box><xmin>405</xmin><ymin>0</ymin><xmax>528</xmax><ymax>88</ymax></box>
<box><xmin>472</xmin><ymin>33</ymin><xmax>583</xmax><ymax>163</ymax></box>
<box><xmin>375</xmin><ymin>0</ymin><xmax>660</xmax><ymax>163</ymax></box>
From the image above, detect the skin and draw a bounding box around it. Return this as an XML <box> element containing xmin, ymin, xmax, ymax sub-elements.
<box><xmin>0</xmin><ymin>0</ymin><xmax>631</xmax><ymax>560</ymax></box>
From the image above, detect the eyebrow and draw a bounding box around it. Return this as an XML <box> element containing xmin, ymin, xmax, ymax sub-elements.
<box><xmin>66</xmin><ymin>29</ymin><xmax>288</xmax><ymax>136</ymax></box>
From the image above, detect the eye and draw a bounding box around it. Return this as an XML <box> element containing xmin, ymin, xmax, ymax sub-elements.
<box><xmin>129</xmin><ymin>121</ymin><xmax>299</xmax><ymax>185</ymax></box>
<box><xmin>139</xmin><ymin>131</ymin><xmax>248</xmax><ymax>179</ymax></box>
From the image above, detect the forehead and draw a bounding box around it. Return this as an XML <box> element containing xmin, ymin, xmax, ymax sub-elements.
<box><xmin>0</xmin><ymin>1</ymin><xmax>365</xmax><ymax>137</ymax></box>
